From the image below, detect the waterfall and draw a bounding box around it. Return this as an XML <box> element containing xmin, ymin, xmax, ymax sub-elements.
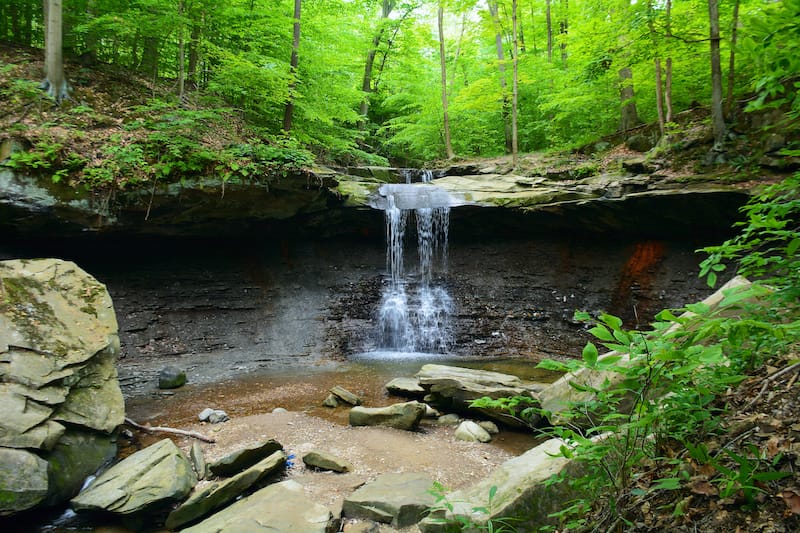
<box><xmin>375</xmin><ymin>174</ymin><xmax>454</xmax><ymax>353</ymax></box>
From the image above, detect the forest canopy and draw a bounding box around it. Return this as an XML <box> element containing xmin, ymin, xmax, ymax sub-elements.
<box><xmin>1</xmin><ymin>0</ymin><xmax>797</xmax><ymax>167</ymax></box>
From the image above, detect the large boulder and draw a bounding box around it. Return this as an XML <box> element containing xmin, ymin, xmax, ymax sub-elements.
<box><xmin>71</xmin><ymin>438</ymin><xmax>197</xmax><ymax>518</ymax></box>
<box><xmin>181</xmin><ymin>479</ymin><xmax>336</xmax><ymax>533</ymax></box>
<box><xmin>415</xmin><ymin>364</ymin><xmax>544</xmax><ymax>428</ymax></box>
<box><xmin>0</xmin><ymin>259</ymin><xmax>124</xmax><ymax>515</ymax></box>
<box><xmin>419</xmin><ymin>438</ymin><xmax>585</xmax><ymax>532</ymax></box>
<box><xmin>342</xmin><ymin>472</ymin><xmax>437</xmax><ymax>528</ymax></box>
<box><xmin>349</xmin><ymin>401</ymin><xmax>426</xmax><ymax>431</ymax></box>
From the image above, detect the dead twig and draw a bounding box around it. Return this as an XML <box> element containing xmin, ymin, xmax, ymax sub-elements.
<box><xmin>124</xmin><ymin>416</ymin><xmax>215</xmax><ymax>443</ymax></box>
<box><xmin>742</xmin><ymin>361</ymin><xmax>800</xmax><ymax>412</ymax></box>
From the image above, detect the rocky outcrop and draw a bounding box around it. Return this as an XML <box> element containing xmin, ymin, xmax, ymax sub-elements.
<box><xmin>71</xmin><ymin>438</ymin><xmax>196</xmax><ymax>518</ymax></box>
<box><xmin>349</xmin><ymin>401</ymin><xmax>427</xmax><ymax>431</ymax></box>
<box><xmin>180</xmin><ymin>479</ymin><xmax>336</xmax><ymax>533</ymax></box>
<box><xmin>0</xmin><ymin>258</ymin><xmax>123</xmax><ymax>516</ymax></box>
<box><xmin>415</xmin><ymin>364</ymin><xmax>545</xmax><ymax>428</ymax></box>
<box><xmin>418</xmin><ymin>438</ymin><xmax>585</xmax><ymax>532</ymax></box>
<box><xmin>342</xmin><ymin>472</ymin><xmax>437</xmax><ymax>528</ymax></box>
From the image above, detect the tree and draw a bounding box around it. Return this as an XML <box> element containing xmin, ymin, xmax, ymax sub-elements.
<box><xmin>488</xmin><ymin>1</ymin><xmax>512</xmax><ymax>153</ymax></box>
<box><xmin>438</xmin><ymin>3</ymin><xmax>455</xmax><ymax>159</ymax></box>
<box><xmin>618</xmin><ymin>67</ymin><xmax>641</xmax><ymax>131</ymax></box>
<box><xmin>360</xmin><ymin>0</ymin><xmax>396</xmax><ymax>126</ymax></box>
<box><xmin>283</xmin><ymin>0</ymin><xmax>302</xmax><ymax>132</ymax></box>
<box><xmin>43</xmin><ymin>0</ymin><xmax>68</xmax><ymax>103</ymax></box>
<box><xmin>708</xmin><ymin>0</ymin><xmax>726</xmax><ymax>149</ymax></box>
<box><xmin>511</xmin><ymin>0</ymin><xmax>519</xmax><ymax>166</ymax></box>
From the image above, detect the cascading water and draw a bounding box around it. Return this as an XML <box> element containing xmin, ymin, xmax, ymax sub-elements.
<box><xmin>373</xmin><ymin>172</ymin><xmax>459</xmax><ymax>354</ymax></box>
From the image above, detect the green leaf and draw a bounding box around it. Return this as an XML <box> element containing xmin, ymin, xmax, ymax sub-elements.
<box><xmin>651</xmin><ymin>477</ymin><xmax>682</xmax><ymax>491</ymax></box>
<box><xmin>589</xmin><ymin>325</ymin><xmax>615</xmax><ymax>342</ymax></box>
<box><xmin>582</xmin><ymin>342</ymin><xmax>599</xmax><ymax>367</ymax></box>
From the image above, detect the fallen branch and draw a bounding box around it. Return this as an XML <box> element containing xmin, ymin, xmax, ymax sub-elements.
<box><xmin>124</xmin><ymin>417</ymin><xmax>216</xmax><ymax>443</ymax></box>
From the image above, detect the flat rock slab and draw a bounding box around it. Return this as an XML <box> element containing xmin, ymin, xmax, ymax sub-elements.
<box><xmin>165</xmin><ymin>450</ymin><xmax>286</xmax><ymax>530</ymax></box>
<box><xmin>385</xmin><ymin>377</ymin><xmax>425</xmax><ymax>397</ymax></box>
<box><xmin>303</xmin><ymin>450</ymin><xmax>352</xmax><ymax>473</ymax></box>
<box><xmin>419</xmin><ymin>438</ymin><xmax>583</xmax><ymax>532</ymax></box>
<box><xmin>349</xmin><ymin>401</ymin><xmax>426</xmax><ymax>431</ymax></box>
<box><xmin>71</xmin><ymin>438</ymin><xmax>196</xmax><ymax>516</ymax></box>
<box><xmin>208</xmin><ymin>438</ymin><xmax>283</xmax><ymax>476</ymax></box>
<box><xmin>181</xmin><ymin>479</ymin><xmax>335</xmax><ymax>533</ymax></box>
<box><xmin>342</xmin><ymin>472</ymin><xmax>437</xmax><ymax>528</ymax></box>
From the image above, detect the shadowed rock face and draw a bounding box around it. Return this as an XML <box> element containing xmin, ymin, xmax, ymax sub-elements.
<box><xmin>1</xmin><ymin>233</ymin><xmax>713</xmax><ymax>399</ymax></box>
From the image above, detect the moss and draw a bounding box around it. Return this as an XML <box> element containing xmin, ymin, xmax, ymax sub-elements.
<box><xmin>1</xmin><ymin>276</ymin><xmax>65</xmax><ymax>352</ymax></box>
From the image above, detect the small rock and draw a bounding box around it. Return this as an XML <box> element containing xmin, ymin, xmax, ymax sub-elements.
<box><xmin>272</xmin><ymin>407</ymin><xmax>288</xmax><ymax>414</ymax></box>
<box><xmin>385</xmin><ymin>378</ymin><xmax>425</xmax><ymax>397</ymax></box>
<box><xmin>198</xmin><ymin>408</ymin><xmax>229</xmax><ymax>424</ymax></box>
<box><xmin>331</xmin><ymin>386</ymin><xmax>362</xmax><ymax>406</ymax></box>
<box><xmin>455</xmin><ymin>421</ymin><xmax>492</xmax><ymax>443</ymax></box>
<box><xmin>158</xmin><ymin>366</ymin><xmax>186</xmax><ymax>389</ymax></box>
<box><xmin>478</xmin><ymin>421</ymin><xmax>500</xmax><ymax>435</ymax></box>
<box><xmin>423</xmin><ymin>404</ymin><xmax>440</xmax><ymax>418</ymax></box>
<box><xmin>322</xmin><ymin>394</ymin><xmax>340</xmax><ymax>408</ymax></box>
<box><xmin>302</xmin><ymin>450</ymin><xmax>352</xmax><ymax>473</ymax></box>
<box><xmin>437</xmin><ymin>414</ymin><xmax>460</xmax><ymax>425</ymax></box>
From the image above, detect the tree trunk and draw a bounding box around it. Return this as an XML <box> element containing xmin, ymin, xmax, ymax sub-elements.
<box><xmin>188</xmin><ymin>19</ymin><xmax>201</xmax><ymax>88</ymax></box>
<box><xmin>708</xmin><ymin>0</ymin><xmax>726</xmax><ymax>149</ymax></box>
<box><xmin>654</xmin><ymin>58</ymin><xmax>665</xmax><ymax>136</ymax></box>
<box><xmin>488</xmin><ymin>1</ymin><xmax>512</xmax><ymax>154</ymax></box>
<box><xmin>618</xmin><ymin>67</ymin><xmax>641</xmax><ymax>131</ymax></box>
<box><xmin>559</xmin><ymin>0</ymin><xmax>568</xmax><ymax>68</ymax></box>
<box><xmin>140</xmin><ymin>37</ymin><xmax>160</xmax><ymax>80</ymax></box>
<box><xmin>545</xmin><ymin>0</ymin><xmax>553</xmax><ymax>62</ymax></box>
<box><xmin>43</xmin><ymin>0</ymin><xmax>67</xmax><ymax>103</ymax></box>
<box><xmin>511</xmin><ymin>0</ymin><xmax>519</xmax><ymax>167</ymax></box>
<box><xmin>724</xmin><ymin>0</ymin><xmax>740</xmax><ymax>118</ymax></box>
<box><xmin>665</xmin><ymin>57</ymin><xmax>673</xmax><ymax>123</ymax></box>
<box><xmin>359</xmin><ymin>0</ymin><xmax>395</xmax><ymax>127</ymax></box>
<box><xmin>22</xmin><ymin>0</ymin><xmax>33</xmax><ymax>46</ymax></box>
<box><xmin>282</xmin><ymin>0</ymin><xmax>301</xmax><ymax>132</ymax></box>
<box><xmin>448</xmin><ymin>12</ymin><xmax>467</xmax><ymax>99</ymax></box>
<box><xmin>438</xmin><ymin>5</ymin><xmax>454</xmax><ymax>159</ymax></box>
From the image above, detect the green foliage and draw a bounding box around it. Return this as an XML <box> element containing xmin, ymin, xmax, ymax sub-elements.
<box><xmin>740</xmin><ymin>0</ymin><xmax>800</xmax><ymax>118</ymax></box>
<box><xmin>469</xmin><ymin>174</ymin><xmax>800</xmax><ymax>529</ymax></box>
<box><xmin>426</xmin><ymin>482</ymin><xmax>519</xmax><ymax>532</ymax></box>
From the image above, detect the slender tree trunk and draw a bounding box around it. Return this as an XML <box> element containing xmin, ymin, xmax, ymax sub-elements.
<box><xmin>665</xmin><ymin>57</ymin><xmax>673</xmax><ymax>123</ymax></box>
<box><xmin>22</xmin><ymin>0</ymin><xmax>33</xmax><ymax>46</ymax></box>
<box><xmin>83</xmin><ymin>0</ymin><xmax>98</xmax><ymax>64</ymax></box>
<box><xmin>177</xmin><ymin>0</ymin><xmax>185</xmax><ymax>103</ymax></box>
<box><xmin>619</xmin><ymin>67</ymin><xmax>641</xmax><ymax>131</ymax></box>
<box><xmin>44</xmin><ymin>0</ymin><xmax>67</xmax><ymax>102</ymax></box>
<box><xmin>654</xmin><ymin>59</ymin><xmax>665</xmax><ymax>136</ymax></box>
<box><xmin>708</xmin><ymin>0</ymin><xmax>726</xmax><ymax>149</ymax></box>
<box><xmin>359</xmin><ymin>0</ymin><xmax>395</xmax><ymax>127</ymax></box>
<box><xmin>488</xmin><ymin>1</ymin><xmax>512</xmax><ymax>153</ymax></box>
<box><xmin>188</xmin><ymin>14</ymin><xmax>202</xmax><ymax>88</ymax></box>
<box><xmin>438</xmin><ymin>5</ymin><xmax>454</xmax><ymax>159</ymax></box>
<box><xmin>664</xmin><ymin>0</ymin><xmax>674</xmax><ymax>123</ymax></box>
<box><xmin>545</xmin><ymin>0</ymin><xmax>553</xmax><ymax>62</ymax></box>
<box><xmin>282</xmin><ymin>0</ymin><xmax>301</xmax><ymax>132</ymax></box>
<box><xmin>448</xmin><ymin>12</ymin><xmax>467</xmax><ymax>99</ymax></box>
<box><xmin>559</xmin><ymin>0</ymin><xmax>568</xmax><ymax>68</ymax></box>
<box><xmin>725</xmin><ymin>0</ymin><xmax>740</xmax><ymax>118</ymax></box>
<box><xmin>511</xmin><ymin>0</ymin><xmax>519</xmax><ymax>167</ymax></box>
